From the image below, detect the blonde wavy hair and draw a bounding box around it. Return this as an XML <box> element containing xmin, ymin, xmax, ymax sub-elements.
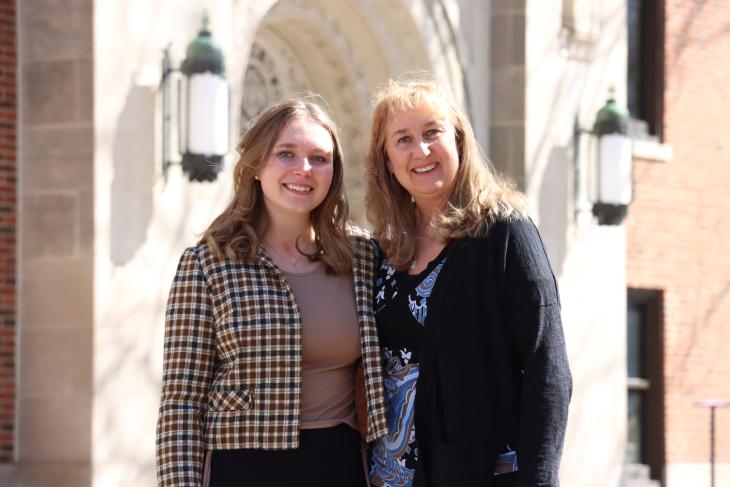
<box><xmin>200</xmin><ymin>96</ymin><xmax>352</xmax><ymax>274</ymax></box>
<box><xmin>364</xmin><ymin>77</ymin><xmax>527</xmax><ymax>270</ymax></box>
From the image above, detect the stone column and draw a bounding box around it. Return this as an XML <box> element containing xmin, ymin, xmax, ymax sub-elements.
<box><xmin>489</xmin><ymin>0</ymin><xmax>526</xmax><ymax>187</ymax></box>
<box><xmin>17</xmin><ymin>0</ymin><xmax>94</xmax><ymax>485</ymax></box>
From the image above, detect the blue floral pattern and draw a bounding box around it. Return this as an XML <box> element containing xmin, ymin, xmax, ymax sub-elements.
<box><xmin>370</xmin><ymin>256</ymin><xmax>447</xmax><ymax>487</ymax></box>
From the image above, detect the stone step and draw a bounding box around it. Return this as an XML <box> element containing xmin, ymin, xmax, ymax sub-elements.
<box><xmin>624</xmin><ymin>463</ymin><xmax>661</xmax><ymax>487</ymax></box>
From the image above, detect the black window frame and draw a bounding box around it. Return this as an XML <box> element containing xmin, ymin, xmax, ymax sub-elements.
<box><xmin>627</xmin><ymin>288</ymin><xmax>665</xmax><ymax>485</ymax></box>
<box><xmin>627</xmin><ymin>0</ymin><xmax>665</xmax><ymax>141</ymax></box>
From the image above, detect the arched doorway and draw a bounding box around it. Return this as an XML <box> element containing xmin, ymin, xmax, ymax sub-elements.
<box><xmin>240</xmin><ymin>0</ymin><xmax>461</xmax><ymax>222</ymax></box>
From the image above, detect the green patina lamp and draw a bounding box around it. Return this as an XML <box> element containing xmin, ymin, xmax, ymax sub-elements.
<box><xmin>591</xmin><ymin>93</ymin><xmax>632</xmax><ymax>225</ymax></box>
<box><xmin>161</xmin><ymin>11</ymin><xmax>229</xmax><ymax>182</ymax></box>
<box><xmin>573</xmin><ymin>90</ymin><xmax>633</xmax><ymax>225</ymax></box>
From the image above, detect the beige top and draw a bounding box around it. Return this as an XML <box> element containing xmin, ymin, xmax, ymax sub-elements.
<box><xmin>283</xmin><ymin>263</ymin><xmax>361</xmax><ymax>430</ymax></box>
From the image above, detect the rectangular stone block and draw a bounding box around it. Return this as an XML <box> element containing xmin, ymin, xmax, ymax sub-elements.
<box><xmin>489</xmin><ymin>125</ymin><xmax>525</xmax><ymax>186</ymax></box>
<box><xmin>489</xmin><ymin>126</ymin><xmax>511</xmax><ymax>170</ymax></box>
<box><xmin>18</xmin><ymin>395</ymin><xmax>91</xmax><ymax>463</ymax></box>
<box><xmin>490</xmin><ymin>14</ymin><xmax>513</xmax><ymax>69</ymax></box>
<box><xmin>76</xmin><ymin>60</ymin><xmax>93</xmax><ymax>124</ymax></box>
<box><xmin>21</xmin><ymin>61</ymin><xmax>77</xmax><ymax>125</ymax></box>
<box><xmin>19</xmin><ymin>0</ymin><xmax>92</xmax><ymax>63</ymax></box>
<box><xmin>21</xmin><ymin>126</ymin><xmax>93</xmax><ymax>192</ymax></box>
<box><xmin>17</xmin><ymin>463</ymin><xmax>90</xmax><ymax>487</ymax></box>
<box><xmin>490</xmin><ymin>67</ymin><xmax>525</xmax><ymax>123</ymax></box>
<box><xmin>512</xmin><ymin>14</ymin><xmax>525</xmax><ymax>65</ymax></box>
<box><xmin>509</xmin><ymin>125</ymin><xmax>525</xmax><ymax>174</ymax></box>
<box><xmin>19</xmin><ymin>326</ymin><xmax>92</xmax><ymax>396</ymax></box>
<box><xmin>492</xmin><ymin>0</ymin><xmax>526</xmax><ymax>14</ymax></box>
<box><xmin>79</xmin><ymin>191</ymin><xmax>93</xmax><ymax>257</ymax></box>
<box><xmin>21</xmin><ymin>193</ymin><xmax>76</xmax><ymax>258</ymax></box>
<box><xmin>20</xmin><ymin>259</ymin><xmax>92</xmax><ymax>328</ymax></box>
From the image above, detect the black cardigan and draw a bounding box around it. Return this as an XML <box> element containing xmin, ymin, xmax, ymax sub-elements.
<box><xmin>411</xmin><ymin>218</ymin><xmax>572</xmax><ymax>487</ymax></box>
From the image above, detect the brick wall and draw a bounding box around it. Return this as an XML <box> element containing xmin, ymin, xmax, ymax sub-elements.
<box><xmin>0</xmin><ymin>0</ymin><xmax>15</xmax><ymax>463</ymax></box>
<box><xmin>626</xmin><ymin>0</ymin><xmax>730</xmax><ymax>468</ymax></box>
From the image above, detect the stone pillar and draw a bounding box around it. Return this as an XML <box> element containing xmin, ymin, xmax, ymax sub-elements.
<box><xmin>17</xmin><ymin>0</ymin><xmax>94</xmax><ymax>485</ymax></box>
<box><xmin>489</xmin><ymin>0</ymin><xmax>526</xmax><ymax>187</ymax></box>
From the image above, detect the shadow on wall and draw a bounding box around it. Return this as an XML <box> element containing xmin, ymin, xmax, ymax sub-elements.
<box><xmin>111</xmin><ymin>80</ymin><xmax>156</xmax><ymax>265</ymax></box>
<box><xmin>539</xmin><ymin>145</ymin><xmax>569</xmax><ymax>275</ymax></box>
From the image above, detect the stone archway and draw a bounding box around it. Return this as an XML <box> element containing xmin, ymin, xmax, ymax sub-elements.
<box><xmin>240</xmin><ymin>0</ymin><xmax>462</xmax><ymax>222</ymax></box>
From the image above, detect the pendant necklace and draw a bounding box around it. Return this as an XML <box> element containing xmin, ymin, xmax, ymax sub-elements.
<box><xmin>263</xmin><ymin>240</ymin><xmax>308</xmax><ymax>269</ymax></box>
<box><xmin>410</xmin><ymin>235</ymin><xmax>434</xmax><ymax>272</ymax></box>
<box><xmin>411</xmin><ymin>234</ymin><xmax>444</xmax><ymax>273</ymax></box>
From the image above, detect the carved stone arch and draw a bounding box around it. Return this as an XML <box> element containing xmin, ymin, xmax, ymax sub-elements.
<box><xmin>239</xmin><ymin>0</ymin><xmax>463</xmax><ymax>221</ymax></box>
<box><xmin>356</xmin><ymin>0</ymin><xmax>468</xmax><ymax>107</ymax></box>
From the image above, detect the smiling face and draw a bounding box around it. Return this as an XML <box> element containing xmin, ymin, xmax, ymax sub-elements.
<box><xmin>258</xmin><ymin>116</ymin><xmax>335</xmax><ymax>223</ymax></box>
<box><xmin>384</xmin><ymin>104</ymin><xmax>460</xmax><ymax>214</ymax></box>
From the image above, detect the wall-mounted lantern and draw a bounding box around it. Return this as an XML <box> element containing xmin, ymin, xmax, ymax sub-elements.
<box><xmin>161</xmin><ymin>11</ymin><xmax>229</xmax><ymax>182</ymax></box>
<box><xmin>574</xmin><ymin>92</ymin><xmax>633</xmax><ymax>225</ymax></box>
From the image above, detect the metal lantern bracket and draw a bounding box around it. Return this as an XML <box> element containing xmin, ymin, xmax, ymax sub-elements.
<box><xmin>160</xmin><ymin>46</ymin><xmax>180</xmax><ymax>180</ymax></box>
<box><xmin>572</xmin><ymin>116</ymin><xmax>592</xmax><ymax>220</ymax></box>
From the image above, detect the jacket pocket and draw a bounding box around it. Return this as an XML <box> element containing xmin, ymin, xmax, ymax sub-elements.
<box><xmin>208</xmin><ymin>389</ymin><xmax>254</xmax><ymax>412</ymax></box>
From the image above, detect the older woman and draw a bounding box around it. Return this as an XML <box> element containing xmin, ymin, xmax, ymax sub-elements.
<box><xmin>156</xmin><ymin>97</ymin><xmax>387</xmax><ymax>487</ymax></box>
<box><xmin>364</xmin><ymin>78</ymin><xmax>572</xmax><ymax>487</ymax></box>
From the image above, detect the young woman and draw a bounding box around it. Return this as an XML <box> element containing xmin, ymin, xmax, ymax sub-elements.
<box><xmin>364</xmin><ymin>78</ymin><xmax>572</xmax><ymax>487</ymax></box>
<box><xmin>156</xmin><ymin>97</ymin><xmax>387</xmax><ymax>487</ymax></box>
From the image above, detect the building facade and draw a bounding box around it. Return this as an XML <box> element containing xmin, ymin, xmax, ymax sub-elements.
<box><xmin>625</xmin><ymin>1</ymin><xmax>730</xmax><ymax>486</ymax></box>
<box><xmin>3</xmin><ymin>0</ymin><xmax>726</xmax><ymax>486</ymax></box>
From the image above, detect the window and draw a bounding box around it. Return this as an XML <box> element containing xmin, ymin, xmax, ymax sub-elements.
<box><xmin>627</xmin><ymin>0</ymin><xmax>665</xmax><ymax>140</ymax></box>
<box><xmin>627</xmin><ymin>289</ymin><xmax>665</xmax><ymax>484</ymax></box>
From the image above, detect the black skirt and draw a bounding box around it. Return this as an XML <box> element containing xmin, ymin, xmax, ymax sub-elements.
<box><xmin>207</xmin><ymin>423</ymin><xmax>367</xmax><ymax>487</ymax></box>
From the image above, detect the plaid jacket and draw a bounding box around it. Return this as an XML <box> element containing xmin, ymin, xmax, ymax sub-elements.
<box><xmin>155</xmin><ymin>228</ymin><xmax>388</xmax><ymax>486</ymax></box>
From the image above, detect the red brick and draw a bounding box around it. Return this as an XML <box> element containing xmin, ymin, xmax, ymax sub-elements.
<box><xmin>0</xmin><ymin>3</ymin><xmax>13</xmax><ymax>460</ymax></box>
<box><xmin>626</xmin><ymin>0</ymin><xmax>730</xmax><ymax>466</ymax></box>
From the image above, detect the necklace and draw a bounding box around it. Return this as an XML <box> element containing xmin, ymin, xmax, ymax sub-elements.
<box><xmin>409</xmin><ymin>236</ymin><xmax>445</xmax><ymax>273</ymax></box>
<box><xmin>263</xmin><ymin>240</ymin><xmax>309</xmax><ymax>268</ymax></box>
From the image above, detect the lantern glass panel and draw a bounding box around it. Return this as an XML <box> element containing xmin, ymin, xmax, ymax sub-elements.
<box><xmin>187</xmin><ymin>72</ymin><xmax>229</xmax><ymax>156</ymax></box>
<box><xmin>598</xmin><ymin>134</ymin><xmax>632</xmax><ymax>205</ymax></box>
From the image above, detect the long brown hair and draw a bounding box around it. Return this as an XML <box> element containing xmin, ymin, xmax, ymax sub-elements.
<box><xmin>200</xmin><ymin>96</ymin><xmax>352</xmax><ymax>274</ymax></box>
<box><xmin>364</xmin><ymin>76</ymin><xmax>527</xmax><ymax>270</ymax></box>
